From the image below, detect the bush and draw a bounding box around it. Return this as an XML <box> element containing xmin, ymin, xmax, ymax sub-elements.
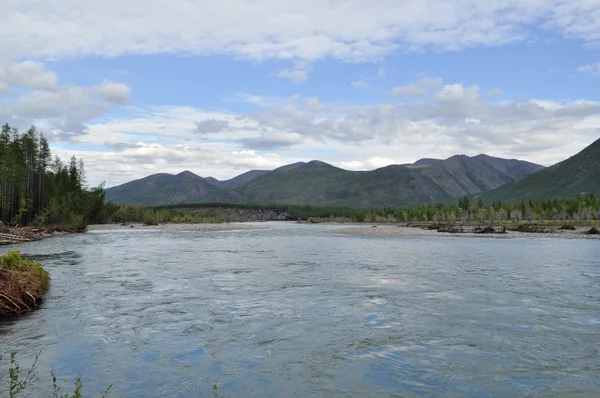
<box><xmin>0</xmin><ymin>251</ymin><xmax>50</xmax><ymax>316</ymax></box>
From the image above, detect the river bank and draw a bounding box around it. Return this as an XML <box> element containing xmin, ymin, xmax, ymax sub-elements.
<box><xmin>330</xmin><ymin>224</ymin><xmax>600</xmax><ymax>239</ymax></box>
<box><xmin>0</xmin><ymin>251</ymin><xmax>49</xmax><ymax>317</ymax></box>
<box><xmin>87</xmin><ymin>222</ymin><xmax>268</xmax><ymax>232</ymax></box>
<box><xmin>0</xmin><ymin>225</ymin><xmax>88</xmax><ymax>245</ymax></box>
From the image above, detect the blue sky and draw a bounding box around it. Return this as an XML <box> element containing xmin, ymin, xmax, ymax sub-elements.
<box><xmin>1</xmin><ymin>0</ymin><xmax>600</xmax><ymax>187</ymax></box>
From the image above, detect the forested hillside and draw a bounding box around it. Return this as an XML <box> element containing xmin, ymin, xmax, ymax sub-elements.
<box><xmin>0</xmin><ymin>124</ymin><xmax>105</xmax><ymax>227</ymax></box>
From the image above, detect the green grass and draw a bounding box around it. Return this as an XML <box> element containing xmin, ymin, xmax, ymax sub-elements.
<box><xmin>0</xmin><ymin>251</ymin><xmax>50</xmax><ymax>316</ymax></box>
<box><xmin>0</xmin><ymin>251</ymin><xmax>50</xmax><ymax>294</ymax></box>
<box><xmin>1</xmin><ymin>352</ymin><xmax>112</xmax><ymax>398</ymax></box>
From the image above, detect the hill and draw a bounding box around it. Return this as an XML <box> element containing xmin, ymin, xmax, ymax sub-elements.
<box><xmin>104</xmin><ymin>170</ymin><xmax>241</xmax><ymax>206</ymax></box>
<box><xmin>236</xmin><ymin>161</ymin><xmax>362</xmax><ymax>204</ymax></box>
<box><xmin>104</xmin><ymin>155</ymin><xmax>544</xmax><ymax>207</ymax></box>
<box><xmin>234</xmin><ymin>155</ymin><xmax>542</xmax><ymax>207</ymax></box>
<box><xmin>479</xmin><ymin>138</ymin><xmax>600</xmax><ymax>203</ymax></box>
<box><xmin>421</xmin><ymin>154</ymin><xmax>544</xmax><ymax>197</ymax></box>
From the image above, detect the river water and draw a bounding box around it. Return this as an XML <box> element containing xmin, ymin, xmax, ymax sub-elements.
<box><xmin>1</xmin><ymin>222</ymin><xmax>600</xmax><ymax>397</ymax></box>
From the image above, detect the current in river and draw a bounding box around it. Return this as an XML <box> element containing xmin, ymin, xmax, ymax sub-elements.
<box><xmin>1</xmin><ymin>222</ymin><xmax>600</xmax><ymax>397</ymax></box>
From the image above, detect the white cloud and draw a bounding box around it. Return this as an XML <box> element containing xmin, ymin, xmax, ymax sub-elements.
<box><xmin>578</xmin><ymin>63</ymin><xmax>600</xmax><ymax>75</ymax></box>
<box><xmin>351</xmin><ymin>80</ymin><xmax>371</xmax><ymax>89</ymax></box>
<box><xmin>62</xmin><ymin>74</ymin><xmax>600</xmax><ymax>186</ymax></box>
<box><xmin>0</xmin><ymin>61</ymin><xmax>58</xmax><ymax>91</ymax></box>
<box><xmin>2</xmin><ymin>1</ymin><xmax>600</xmax><ymax>62</ymax></box>
<box><xmin>95</xmin><ymin>80</ymin><xmax>131</xmax><ymax>105</ymax></box>
<box><xmin>341</xmin><ymin>157</ymin><xmax>399</xmax><ymax>170</ymax></box>
<box><xmin>275</xmin><ymin>61</ymin><xmax>310</xmax><ymax>83</ymax></box>
<box><xmin>0</xmin><ymin>61</ymin><xmax>130</xmax><ymax>140</ymax></box>
<box><xmin>433</xmin><ymin>83</ymin><xmax>480</xmax><ymax>102</ymax></box>
<box><xmin>390</xmin><ymin>76</ymin><xmax>442</xmax><ymax>98</ymax></box>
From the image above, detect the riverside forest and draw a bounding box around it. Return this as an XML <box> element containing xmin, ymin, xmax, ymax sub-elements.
<box><xmin>0</xmin><ymin>124</ymin><xmax>105</xmax><ymax>228</ymax></box>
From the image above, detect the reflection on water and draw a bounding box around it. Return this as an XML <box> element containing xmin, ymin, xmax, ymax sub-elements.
<box><xmin>1</xmin><ymin>223</ymin><xmax>600</xmax><ymax>397</ymax></box>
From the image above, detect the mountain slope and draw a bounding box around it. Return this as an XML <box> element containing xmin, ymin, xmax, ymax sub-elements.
<box><xmin>206</xmin><ymin>170</ymin><xmax>270</xmax><ymax>189</ymax></box>
<box><xmin>236</xmin><ymin>161</ymin><xmax>361</xmax><ymax>204</ymax></box>
<box><xmin>421</xmin><ymin>154</ymin><xmax>545</xmax><ymax>197</ymax></box>
<box><xmin>479</xmin><ymin>138</ymin><xmax>600</xmax><ymax>203</ymax></box>
<box><xmin>324</xmin><ymin>165</ymin><xmax>454</xmax><ymax>207</ymax></box>
<box><xmin>104</xmin><ymin>154</ymin><xmax>544</xmax><ymax>207</ymax></box>
<box><xmin>235</xmin><ymin>156</ymin><xmax>542</xmax><ymax>207</ymax></box>
<box><xmin>104</xmin><ymin>170</ymin><xmax>241</xmax><ymax>206</ymax></box>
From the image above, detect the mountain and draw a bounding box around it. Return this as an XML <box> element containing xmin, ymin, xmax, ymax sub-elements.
<box><xmin>414</xmin><ymin>158</ymin><xmax>442</xmax><ymax>166</ymax></box>
<box><xmin>323</xmin><ymin>165</ymin><xmax>454</xmax><ymax>207</ymax></box>
<box><xmin>235</xmin><ymin>155</ymin><xmax>543</xmax><ymax>207</ymax></box>
<box><xmin>104</xmin><ymin>155</ymin><xmax>544</xmax><ymax>207</ymax></box>
<box><xmin>479</xmin><ymin>138</ymin><xmax>600</xmax><ymax>203</ymax></box>
<box><xmin>205</xmin><ymin>170</ymin><xmax>270</xmax><ymax>189</ymax></box>
<box><xmin>420</xmin><ymin>154</ymin><xmax>545</xmax><ymax>198</ymax></box>
<box><xmin>104</xmin><ymin>170</ymin><xmax>241</xmax><ymax>206</ymax></box>
<box><xmin>236</xmin><ymin>161</ymin><xmax>361</xmax><ymax>204</ymax></box>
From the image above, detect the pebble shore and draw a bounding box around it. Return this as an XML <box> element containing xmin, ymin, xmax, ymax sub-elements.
<box><xmin>330</xmin><ymin>225</ymin><xmax>600</xmax><ymax>240</ymax></box>
<box><xmin>87</xmin><ymin>223</ymin><xmax>267</xmax><ymax>232</ymax></box>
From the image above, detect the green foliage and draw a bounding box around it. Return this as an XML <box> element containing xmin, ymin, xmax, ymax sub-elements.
<box><xmin>1</xmin><ymin>352</ymin><xmax>112</xmax><ymax>397</ymax></box>
<box><xmin>96</xmin><ymin>193</ymin><xmax>600</xmax><ymax>225</ymax></box>
<box><xmin>0</xmin><ymin>251</ymin><xmax>50</xmax><ymax>294</ymax></box>
<box><xmin>0</xmin><ymin>123</ymin><xmax>106</xmax><ymax>227</ymax></box>
<box><xmin>6</xmin><ymin>352</ymin><xmax>40</xmax><ymax>397</ymax></box>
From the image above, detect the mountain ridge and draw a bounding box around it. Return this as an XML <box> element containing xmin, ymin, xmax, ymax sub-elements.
<box><xmin>105</xmin><ymin>153</ymin><xmax>545</xmax><ymax>207</ymax></box>
<box><xmin>478</xmin><ymin>138</ymin><xmax>600</xmax><ymax>203</ymax></box>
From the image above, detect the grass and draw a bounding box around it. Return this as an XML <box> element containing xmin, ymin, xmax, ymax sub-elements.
<box><xmin>1</xmin><ymin>352</ymin><xmax>112</xmax><ymax>398</ymax></box>
<box><xmin>0</xmin><ymin>251</ymin><xmax>50</xmax><ymax>316</ymax></box>
<box><xmin>1</xmin><ymin>352</ymin><xmax>224</xmax><ymax>397</ymax></box>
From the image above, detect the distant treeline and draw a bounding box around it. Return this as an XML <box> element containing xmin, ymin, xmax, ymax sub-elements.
<box><xmin>100</xmin><ymin>194</ymin><xmax>600</xmax><ymax>224</ymax></box>
<box><xmin>0</xmin><ymin>124</ymin><xmax>106</xmax><ymax>227</ymax></box>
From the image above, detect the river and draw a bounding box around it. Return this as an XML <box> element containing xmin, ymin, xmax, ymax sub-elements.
<box><xmin>1</xmin><ymin>222</ymin><xmax>600</xmax><ymax>397</ymax></box>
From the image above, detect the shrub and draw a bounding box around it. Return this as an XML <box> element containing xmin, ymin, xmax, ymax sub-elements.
<box><xmin>0</xmin><ymin>251</ymin><xmax>50</xmax><ymax>316</ymax></box>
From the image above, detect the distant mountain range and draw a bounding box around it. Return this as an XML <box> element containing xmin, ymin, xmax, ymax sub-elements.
<box><xmin>478</xmin><ymin>137</ymin><xmax>600</xmax><ymax>203</ymax></box>
<box><xmin>105</xmin><ymin>153</ymin><xmax>546</xmax><ymax>207</ymax></box>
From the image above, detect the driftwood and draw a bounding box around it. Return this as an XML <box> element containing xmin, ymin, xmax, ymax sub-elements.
<box><xmin>0</xmin><ymin>228</ymin><xmax>43</xmax><ymax>245</ymax></box>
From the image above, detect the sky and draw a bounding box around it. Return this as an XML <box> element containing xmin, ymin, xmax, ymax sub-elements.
<box><xmin>1</xmin><ymin>0</ymin><xmax>600</xmax><ymax>187</ymax></box>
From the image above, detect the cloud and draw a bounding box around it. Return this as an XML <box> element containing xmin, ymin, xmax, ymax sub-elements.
<box><xmin>275</xmin><ymin>61</ymin><xmax>310</xmax><ymax>83</ymax></box>
<box><xmin>2</xmin><ymin>1</ymin><xmax>600</xmax><ymax>62</ymax></box>
<box><xmin>236</xmin><ymin>130</ymin><xmax>304</xmax><ymax>150</ymax></box>
<box><xmin>390</xmin><ymin>76</ymin><xmax>442</xmax><ymax>98</ymax></box>
<box><xmin>65</xmin><ymin>75</ymin><xmax>600</xmax><ymax>187</ymax></box>
<box><xmin>0</xmin><ymin>60</ymin><xmax>131</xmax><ymax>140</ymax></box>
<box><xmin>340</xmin><ymin>156</ymin><xmax>399</xmax><ymax>170</ymax></box>
<box><xmin>193</xmin><ymin>119</ymin><xmax>231</xmax><ymax>138</ymax></box>
<box><xmin>578</xmin><ymin>63</ymin><xmax>600</xmax><ymax>75</ymax></box>
<box><xmin>0</xmin><ymin>61</ymin><xmax>58</xmax><ymax>91</ymax></box>
<box><xmin>433</xmin><ymin>83</ymin><xmax>480</xmax><ymax>102</ymax></box>
<box><xmin>95</xmin><ymin>80</ymin><xmax>131</xmax><ymax>105</ymax></box>
<box><xmin>486</xmin><ymin>88</ymin><xmax>503</xmax><ymax>97</ymax></box>
<box><xmin>351</xmin><ymin>80</ymin><xmax>371</xmax><ymax>89</ymax></box>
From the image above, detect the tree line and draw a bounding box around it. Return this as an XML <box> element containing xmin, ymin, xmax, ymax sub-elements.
<box><xmin>0</xmin><ymin>124</ymin><xmax>105</xmax><ymax>227</ymax></box>
<box><xmin>99</xmin><ymin>194</ymin><xmax>600</xmax><ymax>225</ymax></box>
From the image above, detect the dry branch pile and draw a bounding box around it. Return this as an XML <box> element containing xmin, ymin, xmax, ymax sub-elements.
<box><xmin>0</xmin><ymin>227</ymin><xmax>45</xmax><ymax>245</ymax></box>
<box><xmin>0</xmin><ymin>251</ymin><xmax>49</xmax><ymax>317</ymax></box>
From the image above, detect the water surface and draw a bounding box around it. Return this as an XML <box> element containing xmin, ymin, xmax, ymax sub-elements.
<box><xmin>1</xmin><ymin>223</ymin><xmax>600</xmax><ymax>397</ymax></box>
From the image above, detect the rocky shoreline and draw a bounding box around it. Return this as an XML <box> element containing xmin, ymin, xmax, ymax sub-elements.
<box><xmin>330</xmin><ymin>224</ymin><xmax>600</xmax><ymax>240</ymax></box>
<box><xmin>87</xmin><ymin>222</ymin><xmax>267</xmax><ymax>232</ymax></box>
